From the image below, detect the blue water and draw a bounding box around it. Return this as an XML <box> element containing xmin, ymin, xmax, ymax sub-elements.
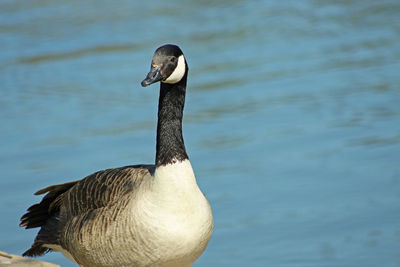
<box><xmin>1</xmin><ymin>1</ymin><xmax>400</xmax><ymax>266</ymax></box>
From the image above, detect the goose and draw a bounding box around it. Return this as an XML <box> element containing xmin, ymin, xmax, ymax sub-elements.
<box><xmin>20</xmin><ymin>44</ymin><xmax>213</xmax><ymax>267</ymax></box>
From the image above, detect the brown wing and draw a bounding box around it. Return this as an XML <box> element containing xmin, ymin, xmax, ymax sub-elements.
<box><xmin>20</xmin><ymin>164</ymin><xmax>154</xmax><ymax>257</ymax></box>
<box><xmin>55</xmin><ymin>165</ymin><xmax>154</xmax><ymax>217</ymax></box>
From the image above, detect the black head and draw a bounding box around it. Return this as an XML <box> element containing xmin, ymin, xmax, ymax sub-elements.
<box><xmin>141</xmin><ymin>44</ymin><xmax>187</xmax><ymax>87</ymax></box>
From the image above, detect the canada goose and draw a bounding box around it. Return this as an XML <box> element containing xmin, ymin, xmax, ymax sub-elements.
<box><xmin>20</xmin><ymin>44</ymin><xmax>213</xmax><ymax>267</ymax></box>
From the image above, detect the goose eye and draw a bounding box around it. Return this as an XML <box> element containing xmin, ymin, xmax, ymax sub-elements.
<box><xmin>170</xmin><ymin>57</ymin><xmax>177</xmax><ymax>63</ymax></box>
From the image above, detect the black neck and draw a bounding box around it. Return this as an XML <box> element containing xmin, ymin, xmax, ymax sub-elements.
<box><xmin>155</xmin><ymin>72</ymin><xmax>189</xmax><ymax>166</ymax></box>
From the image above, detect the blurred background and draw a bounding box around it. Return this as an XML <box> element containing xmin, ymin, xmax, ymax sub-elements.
<box><xmin>1</xmin><ymin>0</ymin><xmax>400</xmax><ymax>266</ymax></box>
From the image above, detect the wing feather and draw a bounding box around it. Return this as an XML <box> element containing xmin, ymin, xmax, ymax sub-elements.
<box><xmin>20</xmin><ymin>164</ymin><xmax>154</xmax><ymax>257</ymax></box>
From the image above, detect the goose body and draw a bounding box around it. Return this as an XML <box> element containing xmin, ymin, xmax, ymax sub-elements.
<box><xmin>20</xmin><ymin>44</ymin><xmax>213</xmax><ymax>267</ymax></box>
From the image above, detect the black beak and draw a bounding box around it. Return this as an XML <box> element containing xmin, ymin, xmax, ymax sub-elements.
<box><xmin>141</xmin><ymin>65</ymin><xmax>163</xmax><ymax>87</ymax></box>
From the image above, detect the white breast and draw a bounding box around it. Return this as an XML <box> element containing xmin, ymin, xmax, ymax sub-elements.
<box><xmin>131</xmin><ymin>159</ymin><xmax>213</xmax><ymax>266</ymax></box>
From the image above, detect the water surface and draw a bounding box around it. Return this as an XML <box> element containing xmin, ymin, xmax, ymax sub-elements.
<box><xmin>1</xmin><ymin>1</ymin><xmax>400</xmax><ymax>266</ymax></box>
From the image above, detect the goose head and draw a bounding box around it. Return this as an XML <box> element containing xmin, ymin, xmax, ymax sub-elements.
<box><xmin>141</xmin><ymin>44</ymin><xmax>187</xmax><ymax>87</ymax></box>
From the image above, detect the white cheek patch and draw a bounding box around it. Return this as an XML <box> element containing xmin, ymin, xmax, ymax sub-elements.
<box><xmin>163</xmin><ymin>55</ymin><xmax>186</xmax><ymax>84</ymax></box>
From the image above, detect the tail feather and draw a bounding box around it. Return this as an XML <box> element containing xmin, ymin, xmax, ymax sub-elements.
<box><xmin>20</xmin><ymin>181</ymin><xmax>79</xmax><ymax>257</ymax></box>
<box><xmin>22</xmin><ymin>244</ymin><xmax>51</xmax><ymax>257</ymax></box>
<box><xmin>20</xmin><ymin>181</ymin><xmax>77</xmax><ymax>228</ymax></box>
